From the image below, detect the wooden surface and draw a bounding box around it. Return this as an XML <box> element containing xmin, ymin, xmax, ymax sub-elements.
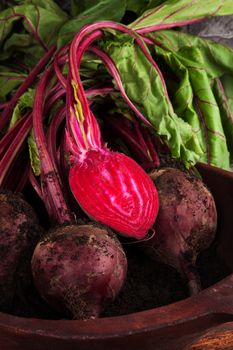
<box><xmin>186</xmin><ymin>322</ymin><xmax>233</xmax><ymax>350</ymax></box>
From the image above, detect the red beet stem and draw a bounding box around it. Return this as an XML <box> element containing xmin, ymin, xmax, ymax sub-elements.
<box><xmin>28</xmin><ymin>168</ymin><xmax>43</xmax><ymax>200</ymax></box>
<box><xmin>0</xmin><ymin>114</ymin><xmax>30</xmax><ymax>160</ymax></box>
<box><xmin>106</xmin><ymin>115</ymin><xmax>160</xmax><ymax>168</ymax></box>
<box><xmin>46</xmin><ymin>106</ymin><xmax>66</xmax><ymax>172</ymax></box>
<box><xmin>105</xmin><ymin>117</ymin><xmax>152</xmax><ymax>163</ymax></box>
<box><xmin>70</xmin><ymin>21</ymin><xmax>168</xmax><ymax>94</ymax></box>
<box><xmin>32</xmin><ymin>65</ymin><xmax>74</xmax><ymax>224</ymax></box>
<box><xmin>0</xmin><ymin>113</ymin><xmax>32</xmax><ymax>187</ymax></box>
<box><xmin>54</xmin><ymin>45</ymin><xmax>69</xmax><ymax>89</ymax></box>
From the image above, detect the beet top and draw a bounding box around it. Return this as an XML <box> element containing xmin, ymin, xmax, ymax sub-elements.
<box><xmin>31</xmin><ymin>224</ymin><xmax>127</xmax><ymax>320</ymax></box>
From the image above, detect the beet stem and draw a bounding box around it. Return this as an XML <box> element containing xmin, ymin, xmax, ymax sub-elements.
<box><xmin>0</xmin><ymin>113</ymin><xmax>30</xmax><ymax>160</ymax></box>
<box><xmin>67</xmin><ymin>20</ymin><xmax>174</xmax><ymax>153</ymax></box>
<box><xmin>0</xmin><ymin>113</ymin><xmax>32</xmax><ymax>187</ymax></box>
<box><xmin>28</xmin><ymin>168</ymin><xmax>43</xmax><ymax>200</ymax></box>
<box><xmin>33</xmin><ymin>65</ymin><xmax>74</xmax><ymax>224</ymax></box>
<box><xmin>46</xmin><ymin>106</ymin><xmax>66</xmax><ymax>171</ymax></box>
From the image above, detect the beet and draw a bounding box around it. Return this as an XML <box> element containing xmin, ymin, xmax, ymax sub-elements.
<box><xmin>31</xmin><ymin>224</ymin><xmax>127</xmax><ymax>320</ymax></box>
<box><xmin>0</xmin><ymin>190</ymin><xmax>43</xmax><ymax>312</ymax></box>
<box><xmin>31</xmin><ymin>57</ymin><xmax>132</xmax><ymax>320</ymax></box>
<box><xmin>69</xmin><ymin>149</ymin><xmax>159</xmax><ymax>240</ymax></box>
<box><xmin>142</xmin><ymin>167</ymin><xmax>217</xmax><ymax>295</ymax></box>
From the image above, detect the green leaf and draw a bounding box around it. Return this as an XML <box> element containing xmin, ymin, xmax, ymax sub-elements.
<box><xmin>0</xmin><ymin>65</ymin><xmax>26</xmax><ymax>101</ymax></box>
<box><xmin>101</xmin><ymin>32</ymin><xmax>203</xmax><ymax>166</ymax></box>
<box><xmin>57</xmin><ymin>0</ymin><xmax>127</xmax><ymax>48</ymax></box>
<box><xmin>9</xmin><ymin>88</ymin><xmax>35</xmax><ymax>128</ymax></box>
<box><xmin>0</xmin><ymin>33</ymin><xmax>44</xmax><ymax>65</ymax></box>
<box><xmin>12</xmin><ymin>0</ymin><xmax>67</xmax><ymax>15</ymax></box>
<box><xmin>129</xmin><ymin>0</ymin><xmax>167</xmax><ymax>15</ymax></box>
<box><xmin>126</xmin><ymin>0</ymin><xmax>151</xmax><ymax>15</ymax></box>
<box><xmin>70</xmin><ymin>0</ymin><xmax>83</xmax><ymax>16</ymax></box>
<box><xmin>28</xmin><ymin>129</ymin><xmax>41</xmax><ymax>176</ymax></box>
<box><xmin>147</xmin><ymin>29</ymin><xmax>233</xmax><ymax>169</ymax></box>
<box><xmin>22</xmin><ymin>0</ymin><xmax>68</xmax><ymax>17</ymax></box>
<box><xmin>71</xmin><ymin>0</ymin><xmax>128</xmax><ymax>17</ymax></box>
<box><xmin>130</xmin><ymin>0</ymin><xmax>233</xmax><ymax>31</ymax></box>
<box><xmin>149</xmin><ymin>29</ymin><xmax>233</xmax><ymax>78</ymax></box>
<box><xmin>71</xmin><ymin>0</ymin><xmax>108</xmax><ymax>16</ymax></box>
<box><xmin>213</xmin><ymin>76</ymin><xmax>233</xmax><ymax>162</ymax></box>
<box><xmin>0</xmin><ymin>2</ymin><xmax>67</xmax><ymax>64</ymax></box>
<box><xmin>8</xmin><ymin>87</ymin><xmax>39</xmax><ymax>174</ymax></box>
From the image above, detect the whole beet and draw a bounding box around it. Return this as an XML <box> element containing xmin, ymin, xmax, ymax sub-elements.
<box><xmin>31</xmin><ymin>224</ymin><xmax>127</xmax><ymax>320</ymax></box>
<box><xmin>0</xmin><ymin>190</ymin><xmax>43</xmax><ymax>312</ymax></box>
<box><xmin>143</xmin><ymin>167</ymin><xmax>217</xmax><ymax>295</ymax></box>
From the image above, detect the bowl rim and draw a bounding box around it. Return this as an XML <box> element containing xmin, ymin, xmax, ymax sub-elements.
<box><xmin>1</xmin><ymin>274</ymin><xmax>233</xmax><ymax>339</ymax></box>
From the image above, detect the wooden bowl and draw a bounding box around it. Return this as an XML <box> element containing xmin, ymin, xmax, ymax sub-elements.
<box><xmin>1</xmin><ymin>163</ymin><xmax>233</xmax><ymax>350</ymax></box>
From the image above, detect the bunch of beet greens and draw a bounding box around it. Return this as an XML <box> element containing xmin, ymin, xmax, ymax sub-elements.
<box><xmin>0</xmin><ymin>0</ymin><xmax>232</xmax><ymax>319</ymax></box>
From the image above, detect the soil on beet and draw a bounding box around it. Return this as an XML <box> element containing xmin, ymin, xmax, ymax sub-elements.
<box><xmin>7</xmin><ymin>235</ymin><xmax>230</xmax><ymax>320</ymax></box>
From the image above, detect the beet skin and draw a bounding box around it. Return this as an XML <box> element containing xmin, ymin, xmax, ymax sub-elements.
<box><xmin>0</xmin><ymin>190</ymin><xmax>43</xmax><ymax>312</ymax></box>
<box><xmin>143</xmin><ymin>167</ymin><xmax>217</xmax><ymax>295</ymax></box>
<box><xmin>31</xmin><ymin>224</ymin><xmax>127</xmax><ymax>319</ymax></box>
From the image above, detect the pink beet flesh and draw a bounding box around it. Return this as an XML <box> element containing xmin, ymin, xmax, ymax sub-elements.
<box><xmin>69</xmin><ymin>149</ymin><xmax>159</xmax><ymax>239</ymax></box>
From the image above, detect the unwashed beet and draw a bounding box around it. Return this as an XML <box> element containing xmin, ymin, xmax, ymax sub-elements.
<box><xmin>0</xmin><ymin>190</ymin><xmax>43</xmax><ymax>312</ymax></box>
<box><xmin>142</xmin><ymin>167</ymin><xmax>217</xmax><ymax>295</ymax></box>
<box><xmin>31</xmin><ymin>224</ymin><xmax>127</xmax><ymax>320</ymax></box>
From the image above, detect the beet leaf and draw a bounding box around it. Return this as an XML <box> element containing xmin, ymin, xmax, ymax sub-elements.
<box><xmin>130</xmin><ymin>0</ymin><xmax>233</xmax><ymax>33</ymax></box>
<box><xmin>0</xmin><ymin>1</ymin><xmax>67</xmax><ymax>64</ymax></box>
<box><xmin>57</xmin><ymin>0</ymin><xmax>127</xmax><ymax>48</ymax></box>
<box><xmin>146</xmin><ymin>29</ymin><xmax>233</xmax><ymax>169</ymax></box>
<box><xmin>101</xmin><ymin>32</ymin><xmax>202</xmax><ymax>166</ymax></box>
